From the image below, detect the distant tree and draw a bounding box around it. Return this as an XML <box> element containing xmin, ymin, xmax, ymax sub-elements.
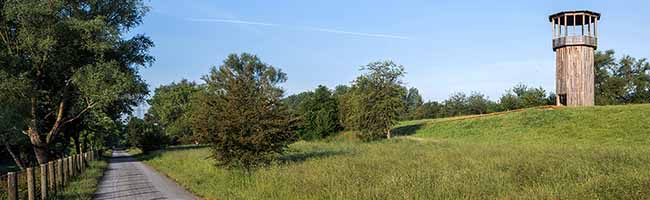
<box><xmin>284</xmin><ymin>91</ymin><xmax>314</xmax><ymax>119</ymax></box>
<box><xmin>519</xmin><ymin>87</ymin><xmax>548</xmax><ymax>108</ymax></box>
<box><xmin>498</xmin><ymin>92</ymin><xmax>521</xmax><ymax>111</ymax></box>
<box><xmin>402</xmin><ymin>87</ymin><xmax>424</xmax><ymax>120</ymax></box>
<box><xmin>594</xmin><ymin>50</ymin><xmax>650</xmax><ymax>105</ymax></box>
<box><xmin>349</xmin><ymin>61</ymin><xmax>406</xmax><ymax>140</ymax></box>
<box><xmin>191</xmin><ymin>53</ymin><xmax>296</xmax><ymax>170</ymax></box>
<box><xmin>498</xmin><ymin>84</ymin><xmax>550</xmax><ymax>110</ymax></box>
<box><xmin>297</xmin><ymin>85</ymin><xmax>340</xmax><ymax>140</ymax></box>
<box><xmin>413</xmin><ymin>101</ymin><xmax>444</xmax><ymax>119</ymax></box>
<box><xmin>467</xmin><ymin>92</ymin><xmax>490</xmax><ymax>115</ymax></box>
<box><xmin>333</xmin><ymin>85</ymin><xmax>356</xmax><ymax>130</ymax></box>
<box><xmin>444</xmin><ymin>92</ymin><xmax>468</xmax><ymax>116</ymax></box>
<box><xmin>126</xmin><ymin>117</ymin><xmax>167</xmax><ymax>153</ymax></box>
<box><xmin>147</xmin><ymin>80</ymin><xmax>200</xmax><ymax>144</ymax></box>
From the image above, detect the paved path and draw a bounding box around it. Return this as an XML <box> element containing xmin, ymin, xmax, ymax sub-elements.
<box><xmin>94</xmin><ymin>150</ymin><xmax>197</xmax><ymax>200</ymax></box>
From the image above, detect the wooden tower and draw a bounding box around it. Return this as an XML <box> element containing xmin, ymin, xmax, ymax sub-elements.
<box><xmin>549</xmin><ymin>11</ymin><xmax>600</xmax><ymax>106</ymax></box>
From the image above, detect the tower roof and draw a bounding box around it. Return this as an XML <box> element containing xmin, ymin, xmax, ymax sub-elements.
<box><xmin>549</xmin><ymin>10</ymin><xmax>601</xmax><ymax>23</ymax></box>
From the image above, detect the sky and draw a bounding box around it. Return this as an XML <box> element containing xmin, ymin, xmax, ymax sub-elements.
<box><xmin>130</xmin><ymin>0</ymin><xmax>650</xmax><ymax>104</ymax></box>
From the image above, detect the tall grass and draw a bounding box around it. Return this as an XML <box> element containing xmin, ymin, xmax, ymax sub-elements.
<box><xmin>56</xmin><ymin>160</ymin><xmax>108</xmax><ymax>200</ymax></box>
<box><xmin>140</xmin><ymin>104</ymin><xmax>650</xmax><ymax>199</ymax></box>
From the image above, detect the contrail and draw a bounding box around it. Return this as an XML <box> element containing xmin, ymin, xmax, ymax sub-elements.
<box><xmin>186</xmin><ymin>18</ymin><xmax>277</xmax><ymax>26</ymax></box>
<box><xmin>303</xmin><ymin>27</ymin><xmax>410</xmax><ymax>40</ymax></box>
<box><xmin>186</xmin><ymin>18</ymin><xmax>410</xmax><ymax>40</ymax></box>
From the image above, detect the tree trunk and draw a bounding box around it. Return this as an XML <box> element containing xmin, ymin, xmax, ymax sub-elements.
<box><xmin>4</xmin><ymin>143</ymin><xmax>25</xmax><ymax>170</ymax></box>
<box><xmin>73</xmin><ymin>136</ymin><xmax>81</xmax><ymax>154</ymax></box>
<box><xmin>33</xmin><ymin>145</ymin><xmax>49</xmax><ymax>164</ymax></box>
<box><xmin>386</xmin><ymin>128</ymin><xmax>391</xmax><ymax>139</ymax></box>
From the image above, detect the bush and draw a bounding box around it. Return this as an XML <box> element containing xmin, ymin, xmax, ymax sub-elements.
<box><xmin>126</xmin><ymin>117</ymin><xmax>168</xmax><ymax>153</ymax></box>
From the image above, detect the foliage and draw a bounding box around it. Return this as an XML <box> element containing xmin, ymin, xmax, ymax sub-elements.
<box><xmin>191</xmin><ymin>53</ymin><xmax>296</xmax><ymax>170</ymax></box>
<box><xmin>402</xmin><ymin>87</ymin><xmax>423</xmax><ymax>120</ymax></box>
<box><xmin>333</xmin><ymin>85</ymin><xmax>355</xmax><ymax>130</ymax></box>
<box><xmin>595</xmin><ymin>50</ymin><xmax>650</xmax><ymax>105</ymax></box>
<box><xmin>0</xmin><ymin>0</ymin><xmax>152</xmax><ymax>163</ymax></box>
<box><xmin>499</xmin><ymin>84</ymin><xmax>549</xmax><ymax>111</ymax></box>
<box><xmin>443</xmin><ymin>92</ymin><xmax>469</xmax><ymax>116</ymax></box>
<box><xmin>296</xmin><ymin>85</ymin><xmax>340</xmax><ymax>140</ymax></box>
<box><xmin>466</xmin><ymin>92</ymin><xmax>490</xmax><ymax>114</ymax></box>
<box><xmin>413</xmin><ymin>101</ymin><xmax>444</xmax><ymax>119</ymax></box>
<box><xmin>348</xmin><ymin>61</ymin><xmax>406</xmax><ymax>140</ymax></box>
<box><xmin>126</xmin><ymin>117</ymin><xmax>167</xmax><ymax>153</ymax></box>
<box><xmin>147</xmin><ymin>79</ymin><xmax>200</xmax><ymax>144</ymax></box>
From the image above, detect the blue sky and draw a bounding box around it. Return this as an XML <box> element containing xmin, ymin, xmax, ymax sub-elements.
<box><xmin>131</xmin><ymin>0</ymin><xmax>650</xmax><ymax>102</ymax></box>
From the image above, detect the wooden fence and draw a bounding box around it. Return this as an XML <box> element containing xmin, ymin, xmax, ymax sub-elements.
<box><xmin>0</xmin><ymin>150</ymin><xmax>98</xmax><ymax>200</ymax></box>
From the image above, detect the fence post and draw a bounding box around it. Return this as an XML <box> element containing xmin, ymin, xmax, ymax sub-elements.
<box><xmin>79</xmin><ymin>154</ymin><xmax>84</xmax><ymax>172</ymax></box>
<box><xmin>78</xmin><ymin>154</ymin><xmax>82</xmax><ymax>172</ymax></box>
<box><xmin>62</xmin><ymin>158</ymin><xmax>68</xmax><ymax>185</ymax></box>
<box><xmin>26</xmin><ymin>167</ymin><xmax>35</xmax><ymax>200</ymax></box>
<box><xmin>7</xmin><ymin>172</ymin><xmax>18</xmax><ymax>200</ymax></box>
<box><xmin>57</xmin><ymin>159</ymin><xmax>63</xmax><ymax>189</ymax></box>
<box><xmin>68</xmin><ymin>157</ymin><xmax>73</xmax><ymax>178</ymax></box>
<box><xmin>40</xmin><ymin>164</ymin><xmax>48</xmax><ymax>200</ymax></box>
<box><xmin>49</xmin><ymin>161</ymin><xmax>56</xmax><ymax>194</ymax></box>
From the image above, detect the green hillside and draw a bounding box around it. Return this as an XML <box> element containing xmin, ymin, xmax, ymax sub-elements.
<box><xmin>399</xmin><ymin>104</ymin><xmax>650</xmax><ymax>146</ymax></box>
<box><xmin>137</xmin><ymin>104</ymin><xmax>650</xmax><ymax>200</ymax></box>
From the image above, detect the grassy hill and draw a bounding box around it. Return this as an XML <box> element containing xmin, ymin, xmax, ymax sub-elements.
<box><xmin>398</xmin><ymin>104</ymin><xmax>650</xmax><ymax>146</ymax></box>
<box><xmin>137</xmin><ymin>104</ymin><xmax>650</xmax><ymax>200</ymax></box>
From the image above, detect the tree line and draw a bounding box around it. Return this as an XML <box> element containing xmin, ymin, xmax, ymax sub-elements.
<box><xmin>131</xmin><ymin>50</ymin><xmax>649</xmax><ymax>171</ymax></box>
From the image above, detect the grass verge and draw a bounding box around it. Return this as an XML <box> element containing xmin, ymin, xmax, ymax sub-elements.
<box><xmin>56</xmin><ymin>160</ymin><xmax>108</xmax><ymax>200</ymax></box>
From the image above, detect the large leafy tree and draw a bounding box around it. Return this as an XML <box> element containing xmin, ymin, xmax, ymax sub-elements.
<box><xmin>349</xmin><ymin>61</ymin><xmax>406</xmax><ymax>141</ymax></box>
<box><xmin>191</xmin><ymin>53</ymin><xmax>295</xmax><ymax>170</ymax></box>
<box><xmin>147</xmin><ymin>79</ymin><xmax>199</xmax><ymax>144</ymax></box>
<box><xmin>0</xmin><ymin>0</ymin><xmax>153</xmax><ymax>163</ymax></box>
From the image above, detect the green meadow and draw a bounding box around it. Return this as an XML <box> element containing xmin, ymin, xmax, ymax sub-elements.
<box><xmin>138</xmin><ymin>104</ymin><xmax>650</xmax><ymax>200</ymax></box>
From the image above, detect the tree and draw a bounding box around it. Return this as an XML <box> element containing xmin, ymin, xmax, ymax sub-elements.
<box><xmin>413</xmin><ymin>101</ymin><xmax>444</xmax><ymax>119</ymax></box>
<box><xmin>126</xmin><ymin>117</ymin><xmax>167</xmax><ymax>153</ymax></box>
<box><xmin>284</xmin><ymin>91</ymin><xmax>313</xmax><ymax>115</ymax></box>
<box><xmin>444</xmin><ymin>92</ymin><xmax>468</xmax><ymax>116</ymax></box>
<box><xmin>147</xmin><ymin>80</ymin><xmax>200</xmax><ymax>144</ymax></box>
<box><xmin>297</xmin><ymin>85</ymin><xmax>340</xmax><ymax>140</ymax></box>
<box><xmin>333</xmin><ymin>85</ymin><xmax>356</xmax><ymax>130</ymax></box>
<box><xmin>499</xmin><ymin>92</ymin><xmax>521</xmax><ymax>111</ymax></box>
<box><xmin>0</xmin><ymin>0</ymin><xmax>153</xmax><ymax>163</ymax></box>
<box><xmin>402</xmin><ymin>87</ymin><xmax>424</xmax><ymax>120</ymax></box>
<box><xmin>594</xmin><ymin>50</ymin><xmax>650</xmax><ymax>105</ymax></box>
<box><xmin>498</xmin><ymin>84</ymin><xmax>550</xmax><ymax>111</ymax></box>
<box><xmin>191</xmin><ymin>53</ymin><xmax>296</xmax><ymax>170</ymax></box>
<box><xmin>349</xmin><ymin>61</ymin><xmax>406</xmax><ymax>140</ymax></box>
<box><xmin>467</xmin><ymin>92</ymin><xmax>490</xmax><ymax>115</ymax></box>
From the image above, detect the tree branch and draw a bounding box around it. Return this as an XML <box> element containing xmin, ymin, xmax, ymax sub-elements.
<box><xmin>61</xmin><ymin>101</ymin><xmax>96</xmax><ymax>126</ymax></box>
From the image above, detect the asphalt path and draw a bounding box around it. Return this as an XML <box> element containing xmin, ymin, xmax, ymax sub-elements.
<box><xmin>93</xmin><ymin>150</ymin><xmax>197</xmax><ymax>200</ymax></box>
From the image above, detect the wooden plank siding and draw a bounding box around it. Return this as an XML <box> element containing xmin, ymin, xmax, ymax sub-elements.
<box><xmin>555</xmin><ymin>46</ymin><xmax>595</xmax><ymax>106</ymax></box>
